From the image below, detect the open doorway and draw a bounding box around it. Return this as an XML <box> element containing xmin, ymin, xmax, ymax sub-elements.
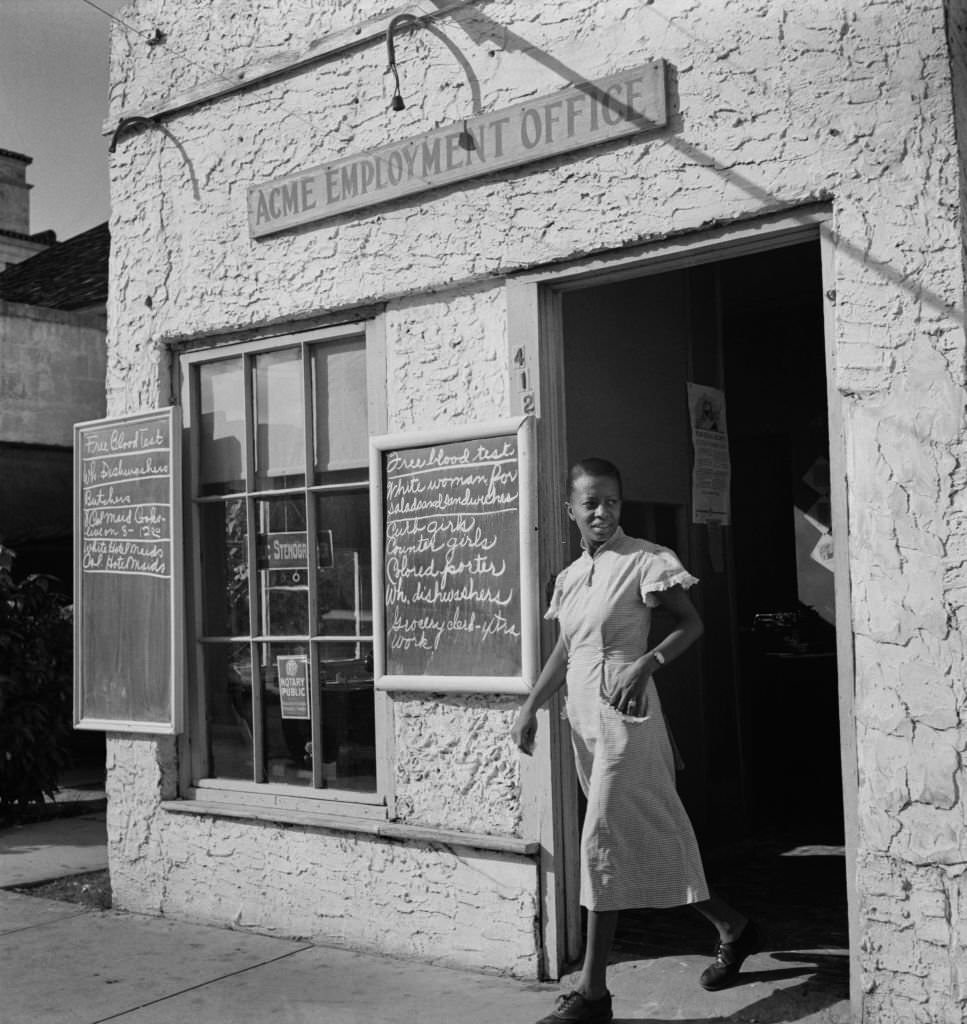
<box><xmin>557</xmin><ymin>238</ymin><xmax>849</xmax><ymax>963</ymax></box>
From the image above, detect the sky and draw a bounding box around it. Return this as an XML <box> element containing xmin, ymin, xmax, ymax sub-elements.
<box><xmin>0</xmin><ymin>0</ymin><xmax>127</xmax><ymax>241</ymax></box>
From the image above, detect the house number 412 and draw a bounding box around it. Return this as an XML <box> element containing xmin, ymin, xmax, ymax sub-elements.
<box><xmin>513</xmin><ymin>347</ymin><xmax>536</xmax><ymax>416</ymax></box>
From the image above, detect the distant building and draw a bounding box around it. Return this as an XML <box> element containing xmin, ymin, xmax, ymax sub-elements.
<box><xmin>0</xmin><ymin>220</ymin><xmax>108</xmax><ymax>314</ymax></box>
<box><xmin>0</xmin><ymin>149</ymin><xmax>55</xmax><ymax>269</ymax></box>
<box><xmin>0</xmin><ymin>218</ymin><xmax>109</xmax><ymax>583</ymax></box>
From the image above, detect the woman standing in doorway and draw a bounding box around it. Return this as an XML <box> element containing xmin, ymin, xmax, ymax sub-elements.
<box><xmin>512</xmin><ymin>458</ymin><xmax>760</xmax><ymax>1024</ymax></box>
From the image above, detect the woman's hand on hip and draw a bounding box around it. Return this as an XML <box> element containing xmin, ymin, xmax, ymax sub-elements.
<box><xmin>601</xmin><ymin>658</ymin><xmax>652</xmax><ymax>716</ymax></box>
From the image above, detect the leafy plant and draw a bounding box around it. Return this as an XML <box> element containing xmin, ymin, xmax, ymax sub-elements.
<box><xmin>0</xmin><ymin>545</ymin><xmax>74</xmax><ymax>810</ymax></box>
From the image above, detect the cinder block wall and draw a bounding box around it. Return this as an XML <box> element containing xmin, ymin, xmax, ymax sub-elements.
<box><xmin>106</xmin><ymin>1</ymin><xmax>967</xmax><ymax>1007</ymax></box>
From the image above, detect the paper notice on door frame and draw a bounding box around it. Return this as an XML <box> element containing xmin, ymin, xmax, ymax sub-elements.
<box><xmin>687</xmin><ymin>383</ymin><xmax>731</xmax><ymax>526</ymax></box>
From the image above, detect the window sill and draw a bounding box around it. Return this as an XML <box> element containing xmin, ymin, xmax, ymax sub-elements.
<box><xmin>161</xmin><ymin>798</ymin><xmax>540</xmax><ymax>857</ymax></box>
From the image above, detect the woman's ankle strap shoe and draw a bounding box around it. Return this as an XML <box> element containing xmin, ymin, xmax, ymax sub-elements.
<box><xmin>700</xmin><ymin>920</ymin><xmax>763</xmax><ymax>991</ymax></box>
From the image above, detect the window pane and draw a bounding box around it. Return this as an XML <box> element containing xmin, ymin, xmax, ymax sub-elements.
<box><xmin>317</xmin><ymin>641</ymin><xmax>372</xmax><ymax>661</ymax></box>
<box><xmin>205</xmin><ymin>643</ymin><xmax>254</xmax><ymax>780</ymax></box>
<box><xmin>254</xmin><ymin>348</ymin><xmax>305</xmax><ymax>489</ymax></box>
<box><xmin>316</xmin><ymin>490</ymin><xmax>372</xmax><ymax>637</ymax></box>
<box><xmin>319</xmin><ymin>644</ymin><xmax>375</xmax><ymax>792</ymax></box>
<box><xmin>256</xmin><ymin>495</ymin><xmax>308</xmax><ymax>637</ymax></box>
<box><xmin>200</xmin><ymin>499</ymin><xmax>249</xmax><ymax>635</ymax></box>
<box><xmin>198</xmin><ymin>359</ymin><xmax>246</xmax><ymax>495</ymax></box>
<box><xmin>312</xmin><ymin>338</ymin><xmax>368</xmax><ymax>480</ymax></box>
<box><xmin>260</xmin><ymin>643</ymin><xmax>312</xmax><ymax>787</ymax></box>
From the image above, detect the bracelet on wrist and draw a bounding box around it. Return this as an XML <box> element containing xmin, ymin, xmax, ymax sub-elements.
<box><xmin>651</xmin><ymin>649</ymin><xmax>666</xmax><ymax>667</ymax></box>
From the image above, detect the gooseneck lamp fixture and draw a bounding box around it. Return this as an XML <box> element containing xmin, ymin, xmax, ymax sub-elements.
<box><xmin>109</xmin><ymin>115</ymin><xmax>161</xmax><ymax>153</ymax></box>
<box><xmin>386</xmin><ymin>12</ymin><xmax>422</xmax><ymax>111</ymax></box>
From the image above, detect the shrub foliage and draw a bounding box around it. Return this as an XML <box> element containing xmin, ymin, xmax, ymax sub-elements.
<box><xmin>0</xmin><ymin>546</ymin><xmax>74</xmax><ymax>809</ymax></box>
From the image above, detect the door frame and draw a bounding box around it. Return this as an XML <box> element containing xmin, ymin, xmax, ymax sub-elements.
<box><xmin>507</xmin><ymin>203</ymin><xmax>858</xmax><ymax>1002</ymax></box>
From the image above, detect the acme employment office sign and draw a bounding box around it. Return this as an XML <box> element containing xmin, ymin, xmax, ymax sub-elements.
<box><xmin>248</xmin><ymin>62</ymin><xmax>666</xmax><ymax>237</ymax></box>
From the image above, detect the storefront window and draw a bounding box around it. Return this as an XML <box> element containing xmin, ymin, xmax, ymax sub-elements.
<box><xmin>256</xmin><ymin>495</ymin><xmax>310</xmax><ymax>636</ymax></box>
<box><xmin>204</xmin><ymin>642</ymin><xmax>253</xmax><ymax>780</ymax></box>
<box><xmin>200</xmin><ymin>498</ymin><xmax>249</xmax><ymax>635</ymax></box>
<box><xmin>187</xmin><ymin>330</ymin><xmax>376</xmax><ymax>795</ymax></box>
<box><xmin>312</xmin><ymin>340</ymin><xmax>369</xmax><ymax>477</ymax></box>
<box><xmin>254</xmin><ymin>348</ymin><xmax>305</xmax><ymax>490</ymax></box>
<box><xmin>199</xmin><ymin>358</ymin><xmax>246</xmax><ymax>495</ymax></box>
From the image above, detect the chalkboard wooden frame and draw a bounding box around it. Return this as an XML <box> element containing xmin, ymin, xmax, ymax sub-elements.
<box><xmin>73</xmin><ymin>407</ymin><xmax>184</xmax><ymax>733</ymax></box>
<box><xmin>370</xmin><ymin>416</ymin><xmax>538</xmax><ymax>694</ymax></box>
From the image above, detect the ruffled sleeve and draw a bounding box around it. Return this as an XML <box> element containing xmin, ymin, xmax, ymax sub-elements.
<box><xmin>544</xmin><ymin>567</ymin><xmax>568</xmax><ymax>620</ymax></box>
<box><xmin>639</xmin><ymin>547</ymin><xmax>699</xmax><ymax>607</ymax></box>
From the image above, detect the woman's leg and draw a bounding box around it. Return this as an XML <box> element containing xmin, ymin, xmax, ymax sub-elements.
<box><xmin>691</xmin><ymin>892</ymin><xmax>747</xmax><ymax>941</ymax></box>
<box><xmin>577</xmin><ymin>909</ymin><xmax>619</xmax><ymax>999</ymax></box>
<box><xmin>692</xmin><ymin>892</ymin><xmax>761</xmax><ymax>991</ymax></box>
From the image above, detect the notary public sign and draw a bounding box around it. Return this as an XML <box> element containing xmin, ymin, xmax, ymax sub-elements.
<box><xmin>248</xmin><ymin>62</ymin><xmax>666</xmax><ymax>237</ymax></box>
<box><xmin>277</xmin><ymin>656</ymin><xmax>310</xmax><ymax>720</ymax></box>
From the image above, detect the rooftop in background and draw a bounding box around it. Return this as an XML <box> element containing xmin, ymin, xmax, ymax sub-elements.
<box><xmin>0</xmin><ymin>147</ymin><xmax>31</xmax><ymax>164</ymax></box>
<box><xmin>0</xmin><ymin>227</ymin><xmax>56</xmax><ymax>245</ymax></box>
<box><xmin>0</xmin><ymin>221</ymin><xmax>109</xmax><ymax>310</ymax></box>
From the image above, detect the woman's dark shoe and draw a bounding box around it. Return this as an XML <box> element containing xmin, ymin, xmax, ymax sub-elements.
<box><xmin>535</xmin><ymin>989</ymin><xmax>613</xmax><ymax>1023</ymax></box>
<box><xmin>700</xmin><ymin>919</ymin><xmax>763</xmax><ymax>991</ymax></box>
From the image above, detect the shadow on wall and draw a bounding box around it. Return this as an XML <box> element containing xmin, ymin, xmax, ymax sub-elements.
<box><xmin>110</xmin><ymin>0</ymin><xmax>962</xmax><ymax>331</ymax></box>
<box><xmin>425</xmin><ymin>0</ymin><xmax>962</xmax><ymax>328</ymax></box>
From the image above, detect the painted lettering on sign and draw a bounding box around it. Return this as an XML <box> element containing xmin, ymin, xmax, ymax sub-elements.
<box><xmin>73</xmin><ymin>407</ymin><xmax>183</xmax><ymax>732</ymax></box>
<box><xmin>381</xmin><ymin>436</ymin><xmax>522</xmax><ymax>676</ymax></box>
<box><xmin>249</xmin><ymin>62</ymin><xmax>666</xmax><ymax>237</ymax></box>
<box><xmin>252</xmin><ymin>177</ymin><xmax>318</xmax><ymax>226</ymax></box>
<box><xmin>257</xmin><ymin>530</ymin><xmax>335</xmax><ymax>571</ymax></box>
<box><xmin>80</xmin><ymin>418</ymin><xmax>173</xmax><ymax>580</ymax></box>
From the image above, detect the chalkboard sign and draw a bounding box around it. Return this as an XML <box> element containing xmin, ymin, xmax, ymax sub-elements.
<box><xmin>73</xmin><ymin>408</ymin><xmax>183</xmax><ymax>733</ymax></box>
<box><xmin>370</xmin><ymin>416</ymin><xmax>538</xmax><ymax>694</ymax></box>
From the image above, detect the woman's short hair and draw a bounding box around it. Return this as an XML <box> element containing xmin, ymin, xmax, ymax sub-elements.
<box><xmin>567</xmin><ymin>458</ymin><xmax>623</xmax><ymax>498</ymax></box>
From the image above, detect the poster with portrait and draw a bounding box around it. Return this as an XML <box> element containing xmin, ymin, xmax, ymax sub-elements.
<box><xmin>687</xmin><ymin>383</ymin><xmax>731</xmax><ymax>526</ymax></box>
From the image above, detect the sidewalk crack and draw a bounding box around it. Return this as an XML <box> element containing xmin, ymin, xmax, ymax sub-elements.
<box><xmin>90</xmin><ymin>943</ymin><xmax>316</xmax><ymax>1023</ymax></box>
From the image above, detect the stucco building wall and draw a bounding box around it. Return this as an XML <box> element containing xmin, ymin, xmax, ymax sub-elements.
<box><xmin>105</xmin><ymin>1</ymin><xmax>967</xmax><ymax>1012</ymax></box>
<box><xmin>106</xmin><ymin>737</ymin><xmax>538</xmax><ymax>975</ymax></box>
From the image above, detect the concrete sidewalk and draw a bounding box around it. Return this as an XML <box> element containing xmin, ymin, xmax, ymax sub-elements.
<box><xmin>0</xmin><ymin>783</ymin><xmax>851</xmax><ymax>1023</ymax></box>
<box><xmin>0</xmin><ymin>890</ymin><xmax>850</xmax><ymax>1024</ymax></box>
<box><xmin>0</xmin><ymin>811</ymin><xmax>108</xmax><ymax>888</ymax></box>
<box><xmin>0</xmin><ymin>771</ymin><xmax>108</xmax><ymax>888</ymax></box>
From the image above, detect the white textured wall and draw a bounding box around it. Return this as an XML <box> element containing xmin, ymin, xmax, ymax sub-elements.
<box><xmin>392</xmin><ymin>693</ymin><xmax>522</xmax><ymax>833</ymax></box>
<box><xmin>386</xmin><ymin>283</ymin><xmax>507</xmax><ymax>430</ymax></box>
<box><xmin>106</xmin><ymin>736</ymin><xmax>539</xmax><ymax>976</ymax></box>
<box><xmin>105</xmin><ymin>0</ymin><xmax>967</xmax><ymax>1006</ymax></box>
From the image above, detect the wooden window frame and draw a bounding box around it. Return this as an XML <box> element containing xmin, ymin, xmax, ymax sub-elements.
<box><xmin>175</xmin><ymin>317</ymin><xmax>393</xmax><ymax>819</ymax></box>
